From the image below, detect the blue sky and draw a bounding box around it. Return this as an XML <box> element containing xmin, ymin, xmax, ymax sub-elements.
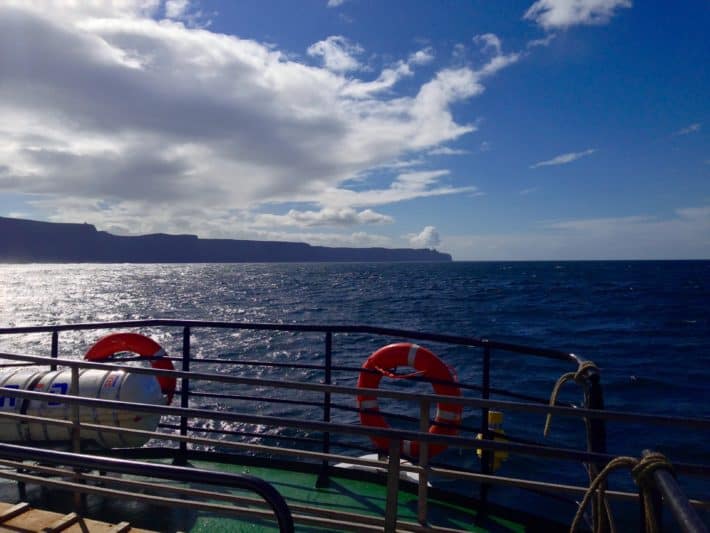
<box><xmin>0</xmin><ymin>0</ymin><xmax>707</xmax><ymax>259</ymax></box>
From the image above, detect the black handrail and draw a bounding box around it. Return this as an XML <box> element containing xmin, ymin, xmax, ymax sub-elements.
<box><xmin>0</xmin><ymin>319</ymin><xmax>583</xmax><ymax>364</ymax></box>
<box><xmin>0</xmin><ymin>351</ymin><xmax>707</xmax><ymax>431</ymax></box>
<box><xmin>0</xmin><ymin>442</ymin><xmax>295</xmax><ymax>533</ymax></box>
<box><xmin>0</xmin><ymin>385</ymin><xmax>708</xmax><ymax>477</ymax></box>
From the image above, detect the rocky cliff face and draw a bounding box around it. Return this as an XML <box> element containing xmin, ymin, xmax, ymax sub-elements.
<box><xmin>0</xmin><ymin>217</ymin><xmax>452</xmax><ymax>262</ymax></box>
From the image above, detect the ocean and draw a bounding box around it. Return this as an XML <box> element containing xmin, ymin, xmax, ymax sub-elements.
<box><xmin>0</xmin><ymin>260</ymin><xmax>708</xmax><ymax>517</ymax></box>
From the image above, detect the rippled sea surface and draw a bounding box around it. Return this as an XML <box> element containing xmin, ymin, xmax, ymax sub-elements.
<box><xmin>0</xmin><ymin>261</ymin><xmax>708</xmax><ymax>510</ymax></box>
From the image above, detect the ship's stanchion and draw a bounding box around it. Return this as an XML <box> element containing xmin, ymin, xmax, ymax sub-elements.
<box><xmin>384</xmin><ymin>439</ymin><xmax>401</xmax><ymax>533</ymax></box>
<box><xmin>546</xmin><ymin>359</ymin><xmax>609</xmax><ymax>532</ymax></box>
<box><xmin>316</xmin><ymin>331</ymin><xmax>332</xmax><ymax>488</ymax></box>
<box><xmin>417</xmin><ymin>398</ymin><xmax>430</xmax><ymax>524</ymax></box>
<box><xmin>583</xmin><ymin>364</ymin><xmax>609</xmax><ymax>533</ymax></box>
<box><xmin>70</xmin><ymin>366</ymin><xmax>86</xmax><ymax>513</ymax></box>
<box><xmin>50</xmin><ymin>330</ymin><xmax>58</xmax><ymax>372</ymax></box>
<box><xmin>478</xmin><ymin>342</ymin><xmax>492</xmax><ymax>509</ymax></box>
<box><xmin>176</xmin><ymin>326</ymin><xmax>190</xmax><ymax>466</ymax></box>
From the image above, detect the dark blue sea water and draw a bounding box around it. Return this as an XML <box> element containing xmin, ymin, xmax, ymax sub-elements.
<box><xmin>0</xmin><ymin>261</ymin><xmax>708</xmax><ymax>520</ymax></box>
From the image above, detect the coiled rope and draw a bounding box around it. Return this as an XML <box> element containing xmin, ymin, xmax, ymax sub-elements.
<box><xmin>544</xmin><ymin>360</ymin><xmax>599</xmax><ymax>437</ymax></box>
<box><xmin>570</xmin><ymin>452</ymin><xmax>674</xmax><ymax>533</ymax></box>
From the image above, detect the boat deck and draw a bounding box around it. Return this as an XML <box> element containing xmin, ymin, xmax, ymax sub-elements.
<box><xmin>0</xmin><ymin>501</ymin><xmax>155</xmax><ymax>533</ymax></box>
<box><xmin>184</xmin><ymin>460</ymin><xmax>532</xmax><ymax>532</ymax></box>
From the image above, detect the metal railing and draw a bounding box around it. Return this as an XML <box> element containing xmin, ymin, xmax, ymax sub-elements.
<box><xmin>0</xmin><ymin>320</ymin><xmax>707</xmax><ymax>532</ymax></box>
<box><xmin>0</xmin><ymin>441</ymin><xmax>295</xmax><ymax>532</ymax></box>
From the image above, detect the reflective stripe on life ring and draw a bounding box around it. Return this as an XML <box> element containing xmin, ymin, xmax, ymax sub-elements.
<box><xmin>356</xmin><ymin>343</ymin><xmax>462</xmax><ymax>459</ymax></box>
<box><xmin>85</xmin><ymin>333</ymin><xmax>176</xmax><ymax>405</ymax></box>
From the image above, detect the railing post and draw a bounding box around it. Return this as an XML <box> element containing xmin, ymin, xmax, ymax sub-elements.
<box><xmin>70</xmin><ymin>366</ymin><xmax>85</xmax><ymax>511</ymax></box>
<box><xmin>584</xmin><ymin>365</ymin><xmax>609</xmax><ymax>532</ymax></box>
<box><xmin>417</xmin><ymin>398</ymin><xmax>430</xmax><ymax>524</ymax></box>
<box><xmin>384</xmin><ymin>439</ymin><xmax>401</xmax><ymax>533</ymax></box>
<box><xmin>316</xmin><ymin>331</ymin><xmax>332</xmax><ymax>488</ymax></box>
<box><xmin>50</xmin><ymin>330</ymin><xmax>58</xmax><ymax>371</ymax></box>
<box><xmin>177</xmin><ymin>326</ymin><xmax>190</xmax><ymax>465</ymax></box>
<box><xmin>479</xmin><ymin>341</ymin><xmax>491</xmax><ymax>507</ymax></box>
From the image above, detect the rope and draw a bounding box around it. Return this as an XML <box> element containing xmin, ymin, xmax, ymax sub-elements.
<box><xmin>570</xmin><ymin>452</ymin><xmax>674</xmax><ymax>533</ymax></box>
<box><xmin>544</xmin><ymin>361</ymin><xmax>598</xmax><ymax>437</ymax></box>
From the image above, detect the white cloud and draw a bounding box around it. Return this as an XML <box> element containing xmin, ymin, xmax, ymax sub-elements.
<box><xmin>524</xmin><ymin>0</ymin><xmax>632</xmax><ymax>30</ymax></box>
<box><xmin>673</xmin><ymin>123</ymin><xmax>701</xmax><ymax>136</ymax></box>
<box><xmin>165</xmin><ymin>0</ymin><xmax>189</xmax><ymax>19</ymax></box>
<box><xmin>340</xmin><ymin>48</ymin><xmax>437</xmax><ymax>99</ymax></box>
<box><xmin>253</xmin><ymin>207</ymin><xmax>393</xmax><ymax>228</ymax></box>
<box><xmin>250</xmin><ymin>228</ymin><xmax>392</xmax><ymax>248</ymax></box>
<box><xmin>428</xmin><ymin>147</ymin><xmax>469</xmax><ymax>156</ymax></box>
<box><xmin>409</xmin><ymin>48</ymin><xmax>435</xmax><ymax>65</ymax></box>
<box><xmin>327</xmin><ymin>0</ymin><xmax>348</xmax><ymax>7</ymax></box>
<box><xmin>473</xmin><ymin>34</ymin><xmax>502</xmax><ymax>56</ymax></box>
<box><xmin>530</xmin><ymin>148</ymin><xmax>596</xmax><ymax>168</ymax></box>
<box><xmin>318</xmin><ymin>170</ymin><xmax>477</xmax><ymax>208</ymax></box>
<box><xmin>340</xmin><ymin>61</ymin><xmax>413</xmax><ymax>98</ymax></box>
<box><xmin>472</xmin><ymin>34</ymin><xmax>521</xmax><ymax>77</ymax></box>
<box><xmin>409</xmin><ymin>226</ymin><xmax>441</xmax><ymax>248</ymax></box>
<box><xmin>307</xmin><ymin>35</ymin><xmax>363</xmax><ymax>72</ymax></box>
<box><xmin>519</xmin><ymin>187</ymin><xmax>538</xmax><ymax>195</ymax></box>
<box><xmin>527</xmin><ymin>33</ymin><xmax>557</xmax><ymax>48</ymax></box>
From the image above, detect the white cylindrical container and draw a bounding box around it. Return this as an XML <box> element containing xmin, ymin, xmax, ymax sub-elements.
<box><xmin>0</xmin><ymin>368</ymin><xmax>164</xmax><ymax>448</ymax></box>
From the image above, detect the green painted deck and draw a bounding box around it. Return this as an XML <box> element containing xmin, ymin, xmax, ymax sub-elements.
<box><xmin>185</xmin><ymin>460</ymin><xmax>527</xmax><ymax>532</ymax></box>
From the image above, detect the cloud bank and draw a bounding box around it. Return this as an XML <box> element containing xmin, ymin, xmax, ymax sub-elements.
<box><xmin>0</xmin><ymin>1</ymin><xmax>521</xmax><ymax>247</ymax></box>
<box><xmin>445</xmin><ymin>206</ymin><xmax>710</xmax><ymax>260</ymax></box>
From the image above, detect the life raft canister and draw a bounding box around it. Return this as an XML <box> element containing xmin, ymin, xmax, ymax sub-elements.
<box><xmin>357</xmin><ymin>343</ymin><xmax>462</xmax><ymax>459</ymax></box>
<box><xmin>84</xmin><ymin>332</ymin><xmax>176</xmax><ymax>405</ymax></box>
<box><xmin>0</xmin><ymin>368</ymin><xmax>165</xmax><ymax>448</ymax></box>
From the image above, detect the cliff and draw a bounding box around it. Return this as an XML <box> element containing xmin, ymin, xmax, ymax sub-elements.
<box><xmin>0</xmin><ymin>217</ymin><xmax>452</xmax><ymax>263</ymax></box>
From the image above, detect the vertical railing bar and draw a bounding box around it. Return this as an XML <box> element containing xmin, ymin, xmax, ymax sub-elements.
<box><xmin>384</xmin><ymin>439</ymin><xmax>401</xmax><ymax>533</ymax></box>
<box><xmin>316</xmin><ymin>331</ymin><xmax>332</xmax><ymax>487</ymax></box>
<box><xmin>417</xmin><ymin>398</ymin><xmax>430</xmax><ymax>524</ymax></box>
<box><xmin>479</xmin><ymin>341</ymin><xmax>491</xmax><ymax>507</ymax></box>
<box><xmin>584</xmin><ymin>366</ymin><xmax>608</xmax><ymax>532</ymax></box>
<box><xmin>50</xmin><ymin>330</ymin><xmax>58</xmax><ymax>371</ymax></box>
<box><xmin>70</xmin><ymin>365</ymin><xmax>84</xmax><ymax>511</ymax></box>
<box><xmin>178</xmin><ymin>326</ymin><xmax>191</xmax><ymax>465</ymax></box>
<box><xmin>70</xmin><ymin>366</ymin><xmax>81</xmax><ymax>453</ymax></box>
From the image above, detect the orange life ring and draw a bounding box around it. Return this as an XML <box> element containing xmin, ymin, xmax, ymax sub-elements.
<box><xmin>85</xmin><ymin>333</ymin><xmax>176</xmax><ymax>405</ymax></box>
<box><xmin>357</xmin><ymin>343</ymin><xmax>462</xmax><ymax>459</ymax></box>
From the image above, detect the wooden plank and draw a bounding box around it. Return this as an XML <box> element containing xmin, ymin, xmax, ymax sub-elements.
<box><xmin>43</xmin><ymin>512</ymin><xmax>80</xmax><ymax>532</ymax></box>
<box><xmin>0</xmin><ymin>502</ymin><xmax>30</xmax><ymax>522</ymax></box>
<box><xmin>106</xmin><ymin>522</ymin><xmax>132</xmax><ymax>533</ymax></box>
<box><xmin>2</xmin><ymin>506</ymin><xmax>59</xmax><ymax>531</ymax></box>
<box><xmin>0</xmin><ymin>500</ymin><xmax>155</xmax><ymax>533</ymax></box>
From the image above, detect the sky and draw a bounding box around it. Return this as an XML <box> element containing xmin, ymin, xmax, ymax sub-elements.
<box><xmin>0</xmin><ymin>0</ymin><xmax>707</xmax><ymax>260</ymax></box>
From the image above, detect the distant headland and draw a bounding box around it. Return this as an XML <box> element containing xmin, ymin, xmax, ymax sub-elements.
<box><xmin>0</xmin><ymin>217</ymin><xmax>451</xmax><ymax>263</ymax></box>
